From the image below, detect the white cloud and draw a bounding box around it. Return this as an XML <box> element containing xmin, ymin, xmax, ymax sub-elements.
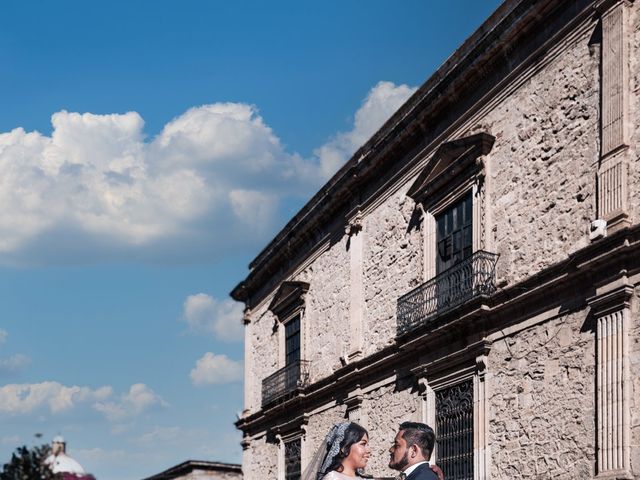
<box><xmin>0</xmin><ymin>382</ymin><xmax>112</xmax><ymax>415</ymax></box>
<box><xmin>0</xmin><ymin>329</ymin><xmax>7</xmax><ymax>344</ymax></box>
<box><xmin>189</xmin><ymin>352</ymin><xmax>242</xmax><ymax>386</ymax></box>
<box><xmin>0</xmin><ymin>82</ymin><xmax>414</xmax><ymax>265</ymax></box>
<box><xmin>182</xmin><ymin>293</ymin><xmax>243</xmax><ymax>342</ymax></box>
<box><xmin>93</xmin><ymin>383</ymin><xmax>166</xmax><ymax>422</ymax></box>
<box><xmin>314</xmin><ymin>81</ymin><xmax>417</xmax><ymax>178</ymax></box>
<box><xmin>0</xmin><ymin>106</ymin><xmax>288</xmax><ymax>265</ymax></box>
<box><xmin>0</xmin><ymin>381</ymin><xmax>165</xmax><ymax>422</ymax></box>
<box><xmin>0</xmin><ymin>353</ymin><xmax>31</xmax><ymax>373</ymax></box>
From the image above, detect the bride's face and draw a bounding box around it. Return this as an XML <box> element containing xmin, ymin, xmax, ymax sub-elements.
<box><xmin>343</xmin><ymin>433</ymin><xmax>371</xmax><ymax>470</ymax></box>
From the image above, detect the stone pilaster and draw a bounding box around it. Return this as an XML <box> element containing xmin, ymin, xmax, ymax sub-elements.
<box><xmin>347</xmin><ymin>212</ymin><xmax>365</xmax><ymax>361</ymax></box>
<box><xmin>589</xmin><ymin>283</ymin><xmax>633</xmax><ymax>478</ymax></box>
<box><xmin>474</xmin><ymin>351</ymin><xmax>489</xmax><ymax>480</ymax></box>
<box><xmin>421</xmin><ymin>207</ymin><xmax>436</xmax><ymax>283</ymax></box>
<box><xmin>345</xmin><ymin>388</ymin><xmax>364</xmax><ymax>424</ymax></box>
<box><xmin>243</xmin><ymin>308</ymin><xmax>253</xmax><ymax>414</ymax></box>
<box><xmin>598</xmin><ymin>1</ymin><xmax>632</xmax><ymax>232</ymax></box>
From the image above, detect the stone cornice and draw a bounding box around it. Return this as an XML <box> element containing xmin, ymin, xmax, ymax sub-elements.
<box><xmin>231</xmin><ymin>0</ymin><xmax>598</xmax><ymax>305</ymax></box>
<box><xmin>236</xmin><ymin>225</ymin><xmax>640</xmax><ymax>435</ymax></box>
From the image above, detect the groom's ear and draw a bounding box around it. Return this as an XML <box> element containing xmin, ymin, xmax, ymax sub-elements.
<box><xmin>409</xmin><ymin>444</ymin><xmax>419</xmax><ymax>458</ymax></box>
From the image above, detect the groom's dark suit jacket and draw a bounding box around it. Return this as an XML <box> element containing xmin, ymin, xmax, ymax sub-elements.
<box><xmin>405</xmin><ymin>463</ymin><xmax>438</xmax><ymax>480</ymax></box>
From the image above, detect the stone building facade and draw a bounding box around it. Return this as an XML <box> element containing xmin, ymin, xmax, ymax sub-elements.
<box><xmin>231</xmin><ymin>0</ymin><xmax>640</xmax><ymax>478</ymax></box>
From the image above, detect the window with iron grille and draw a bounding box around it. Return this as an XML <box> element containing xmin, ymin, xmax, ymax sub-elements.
<box><xmin>436</xmin><ymin>192</ymin><xmax>472</xmax><ymax>274</ymax></box>
<box><xmin>436</xmin><ymin>379</ymin><xmax>474</xmax><ymax>480</ymax></box>
<box><xmin>284</xmin><ymin>438</ymin><xmax>302</xmax><ymax>480</ymax></box>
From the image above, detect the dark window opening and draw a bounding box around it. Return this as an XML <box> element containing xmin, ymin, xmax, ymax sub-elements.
<box><xmin>436</xmin><ymin>193</ymin><xmax>472</xmax><ymax>274</ymax></box>
<box><xmin>285</xmin><ymin>315</ymin><xmax>301</xmax><ymax>366</ymax></box>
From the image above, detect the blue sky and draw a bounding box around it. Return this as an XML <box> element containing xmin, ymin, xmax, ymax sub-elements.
<box><xmin>0</xmin><ymin>1</ymin><xmax>501</xmax><ymax>479</ymax></box>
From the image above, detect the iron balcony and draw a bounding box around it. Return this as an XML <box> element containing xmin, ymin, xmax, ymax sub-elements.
<box><xmin>261</xmin><ymin>359</ymin><xmax>311</xmax><ymax>407</ymax></box>
<box><xmin>397</xmin><ymin>250</ymin><xmax>499</xmax><ymax>336</ymax></box>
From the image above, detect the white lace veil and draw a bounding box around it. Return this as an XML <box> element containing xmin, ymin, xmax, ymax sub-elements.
<box><xmin>301</xmin><ymin>422</ymin><xmax>351</xmax><ymax>480</ymax></box>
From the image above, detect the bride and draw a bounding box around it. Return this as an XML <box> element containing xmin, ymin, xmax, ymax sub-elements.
<box><xmin>302</xmin><ymin>422</ymin><xmax>371</xmax><ymax>480</ymax></box>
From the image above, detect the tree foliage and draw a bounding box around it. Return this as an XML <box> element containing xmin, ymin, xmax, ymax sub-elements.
<box><xmin>0</xmin><ymin>444</ymin><xmax>56</xmax><ymax>480</ymax></box>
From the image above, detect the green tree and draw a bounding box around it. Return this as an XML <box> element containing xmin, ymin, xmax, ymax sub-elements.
<box><xmin>0</xmin><ymin>444</ymin><xmax>56</xmax><ymax>480</ymax></box>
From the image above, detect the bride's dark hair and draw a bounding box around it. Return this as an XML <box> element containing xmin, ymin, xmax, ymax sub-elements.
<box><xmin>325</xmin><ymin>422</ymin><xmax>368</xmax><ymax>475</ymax></box>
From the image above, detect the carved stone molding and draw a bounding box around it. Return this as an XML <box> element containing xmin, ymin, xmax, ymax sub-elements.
<box><xmin>407</xmin><ymin>132</ymin><xmax>494</xmax><ymax>209</ymax></box>
<box><xmin>344</xmin><ymin>388</ymin><xmax>364</xmax><ymax>423</ymax></box>
<box><xmin>268</xmin><ymin>281</ymin><xmax>310</xmax><ymax>321</ymax></box>
<box><xmin>243</xmin><ymin>307</ymin><xmax>252</xmax><ymax>325</ymax></box>
<box><xmin>345</xmin><ymin>210</ymin><xmax>363</xmax><ymax>236</ymax></box>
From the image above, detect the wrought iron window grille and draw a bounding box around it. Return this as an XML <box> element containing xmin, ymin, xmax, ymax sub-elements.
<box><xmin>436</xmin><ymin>379</ymin><xmax>474</xmax><ymax>480</ymax></box>
<box><xmin>261</xmin><ymin>360</ymin><xmax>311</xmax><ymax>407</ymax></box>
<box><xmin>397</xmin><ymin>250</ymin><xmax>498</xmax><ymax>336</ymax></box>
<box><xmin>284</xmin><ymin>438</ymin><xmax>302</xmax><ymax>480</ymax></box>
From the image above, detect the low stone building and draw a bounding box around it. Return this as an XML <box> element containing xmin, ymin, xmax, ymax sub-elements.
<box><xmin>142</xmin><ymin>461</ymin><xmax>242</xmax><ymax>480</ymax></box>
<box><xmin>232</xmin><ymin>0</ymin><xmax>640</xmax><ymax>478</ymax></box>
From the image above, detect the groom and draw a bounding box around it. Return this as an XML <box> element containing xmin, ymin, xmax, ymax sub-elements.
<box><xmin>388</xmin><ymin>421</ymin><xmax>440</xmax><ymax>480</ymax></box>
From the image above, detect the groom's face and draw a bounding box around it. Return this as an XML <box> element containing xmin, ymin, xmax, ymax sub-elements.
<box><xmin>388</xmin><ymin>431</ymin><xmax>410</xmax><ymax>471</ymax></box>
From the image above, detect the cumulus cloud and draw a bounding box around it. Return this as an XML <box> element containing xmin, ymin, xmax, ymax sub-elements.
<box><xmin>0</xmin><ymin>81</ymin><xmax>414</xmax><ymax>265</ymax></box>
<box><xmin>314</xmin><ymin>81</ymin><xmax>416</xmax><ymax>178</ymax></box>
<box><xmin>0</xmin><ymin>354</ymin><xmax>31</xmax><ymax>373</ymax></box>
<box><xmin>93</xmin><ymin>383</ymin><xmax>167</xmax><ymax>422</ymax></box>
<box><xmin>182</xmin><ymin>293</ymin><xmax>243</xmax><ymax>342</ymax></box>
<box><xmin>0</xmin><ymin>381</ymin><xmax>112</xmax><ymax>415</ymax></box>
<box><xmin>189</xmin><ymin>352</ymin><xmax>242</xmax><ymax>386</ymax></box>
<box><xmin>0</xmin><ymin>381</ymin><xmax>164</xmax><ymax>422</ymax></box>
<box><xmin>0</xmin><ymin>329</ymin><xmax>7</xmax><ymax>344</ymax></box>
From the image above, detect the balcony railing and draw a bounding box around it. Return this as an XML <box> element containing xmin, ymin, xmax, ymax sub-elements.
<box><xmin>397</xmin><ymin>250</ymin><xmax>498</xmax><ymax>336</ymax></box>
<box><xmin>262</xmin><ymin>360</ymin><xmax>311</xmax><ymax>407</ymax></box>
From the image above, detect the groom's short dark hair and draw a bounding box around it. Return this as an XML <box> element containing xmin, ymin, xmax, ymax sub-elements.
<box><xmin>399</xmin><ymin>421</ymin><xmax>435</xmax><ymax>459</ymax></box>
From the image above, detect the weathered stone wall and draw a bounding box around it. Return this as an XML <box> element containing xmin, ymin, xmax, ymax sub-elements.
<box><xmin>489</xmin><ymin>310</ymin><xmax>595</xmax><ymax>479</ymax></box>
<box><xmin>362</xmin><ymin>190</ymin><xmax>422</xmax><ymax>355</ymax></box>
<box><xmin>360</xmin><ymin>383</ymin><xmax>421</xmax><ymax>477</ymax></box>
<box><xmin>303</xmin><ymin>404</ymin><xmax>347</xmax><ymax>469</ymax></box>
<box><xmin>244</xmin><ymin>436</ymin><xmax>277</xmax><ymax>480</ymax></box>
<box><xmin>297</xmin><ymin>236</ymin><xmax>351</xmax><ymax>382</ymax></box>
<box><xmin>485</xmin><ymin>28</ymin><xmax>598</xmax><ymax>286</ymax></box>
<box><xmin>247</xmin><ymin>303</ymin><xmax>278</xmax><ymax>413</ymax></box>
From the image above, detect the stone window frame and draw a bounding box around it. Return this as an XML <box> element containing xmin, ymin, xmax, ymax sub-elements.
<box><xmin>413</xmin><ymin>341</ymin><xmax>490</xmax><ymax>480</ymax></box>
<box><xmin>407</xmin><ymin>132</ymin><xmax>495</xmax><ymax>283</ymax></box>
<box><xmin>268</xmin><ymin>281</ymin><xmax>310</xmax><ymax>369</ymax></box>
